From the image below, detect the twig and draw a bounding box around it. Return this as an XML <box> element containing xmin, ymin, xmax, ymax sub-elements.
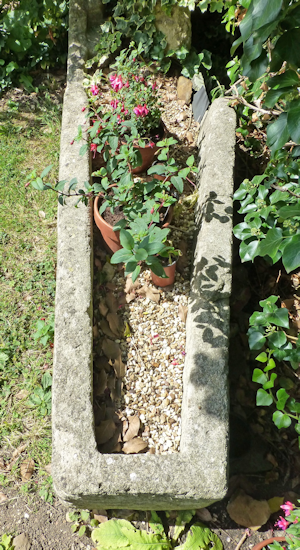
<box><xmin>271</xmin><ymin>184</ymin><xmax>300</xmax><ymax>199</ymax></box>
<box><xmin>234</xmin><ymin>530</ymin><xmax>249</xmax><ymax>550</ymax></box>
<box><xmin>227</xmin><ymin>92</ymin><xmax>282</xmax><ymax>116</ymax></box>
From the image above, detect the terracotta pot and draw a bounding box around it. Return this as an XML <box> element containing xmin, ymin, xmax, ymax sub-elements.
<box><xmin>151</xmin><ymin>260</ymin><xmax>176</xmax><ymax>287</ymax></box>
<box><xmin>93</xmin><ymin>195</ymin><xmax>122</xmax><ymax>253</ymax></box>
<box><xmin>130</xmin><ymin>142</ymin><xmax>158</xmax><ymax>174</ymax></box>
<box><xmin>251</xmin><ymin>537</ymin><xmax>286</xmax><ymax>550</ymax></box>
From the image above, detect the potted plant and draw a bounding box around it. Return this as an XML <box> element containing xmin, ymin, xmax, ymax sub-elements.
<box><xmin>78</xmin><ymin>42</ymin><xmax>164</xmax><ymax>174</ymax></box>
<box><xmin>251</xmin><ymin>501</ymin><xmax>300</xmax><ymax>550</ymax></box>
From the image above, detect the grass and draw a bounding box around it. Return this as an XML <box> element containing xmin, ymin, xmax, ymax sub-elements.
<box><xmin>0</xmin><ymin>88</ymin><xmax>62</xmax><ymax>497</ymax></box>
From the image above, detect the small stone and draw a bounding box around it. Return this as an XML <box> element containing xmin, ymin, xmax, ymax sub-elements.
<box><xmin>13</xmin><ymin>533</ymin><xmax>31</xmax><ymax>550</ymax></box>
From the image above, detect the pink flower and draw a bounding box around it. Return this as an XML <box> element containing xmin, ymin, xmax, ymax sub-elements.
<box><xmin>171</xmin><ymin>360</ymin><xmax>179</xmax><ymax>366</ymax></box>
<box><xmin>110</xmin><ymin>99</ymin><xmax>119</xmax><ymax>109</ymax></box>
<box><xmin>152</xmin><ymin>82</ymin><xmax>157</xmax><ymax>91</ymax></box>
<box><xmin>90</xmin><ymin>84</ymin><xmax>99</xmax><ymax>96</ymax></box>
<box><xmin>90</xmin><ymin>143</ymin><xmax>97</xmax><ymax>158</ymax></box>
<box><xmin>149</xmin><ymin>141</ymin><xmax>155</xmax><ymax>148</ymax></box>
<box><xmin>150</xmin><ymin>207</ymin><xmax>155</xmax><ymax>214</ymax></box>
<box><xmin>109</xmin><ymin>74</ymin><xmax>123</xmax><ymax>91</ymax></box>
<box><xmin>125</xmin><ymin>81</ymin><xmax>129</xmax><ymax>88</ymax></box>
<box><xmin>281</xmin><ymin>502</ymin><xmax>295</xmax><ymax>516</ymax></box>
<box><xmin>81</xmin><ymin>107</ymin><xmax>86</xmax><ymax>112</ymax></box>
<box><xmin>25</xmin><ymin>181</ymin><xmax>30</xmax><ymax>188</ymax></box>
<box><xmin>276</xmin><ymin>516</ymin><xmax>290</xmax><ymax>530</ymax></box>
<box><xmin>134</xmin><ymin>75</ymin><xmax>139</xmax><ymax>82</ymax></box>
<box><xmin>133</xmin><ymin>104</ymin><xmax>149</xmax><ymax>117</ymax></box>
<box><xmin>70</xmin><ymin>139</ymin><xmax>74</xmax><ymax>145</ymax></box>
<box><xmin>124</xmin><ymin>109</ymin><xmax>128</xmax><ymax>116</ymax></box>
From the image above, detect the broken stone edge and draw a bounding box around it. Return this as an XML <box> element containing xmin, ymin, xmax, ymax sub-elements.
<box><xmin>52</xmin><ymin>0</ymin><xmax>236</xmax><ymax>510</ymax></box>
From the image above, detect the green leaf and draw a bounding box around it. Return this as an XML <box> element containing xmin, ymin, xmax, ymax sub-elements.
<box><xmin>173</xmin><ymin>510</ymin><xmax>195</xmax><ymax>542</ymax></box>
<box><xmin>120</xmin><ymin>229</ymin><xmax>134</xmax><ymax>251</ymax></box>
<box><xmin>177</xmin><ymin>523</ymin><xmax>223</xmax><ymax>550</ymax></box>
<box><xmin>265</xmin><ymin>358</ymin><xmax>276</xmax><ymax>372</ymax></box>
<box><xmin>248</xmin><ymin>328</ymin><xmax>266</xmax><ymax>350</ymax></box>
<box><xmin>263</xmin><ymin>372</ymin><xmax>277</xmax><ymax>390</ymax></box>
<box><xmin>258</xmin><ymin>227</ymin><xmax>283</xmax><ymax>261</ymax></box>
<box><xmin>282</xmin><ymin>234</ymin><xmax>300</xmax><ymax>273</ymax></box>
<box><xmin>78</xmin><ymin>525</ymin><xmax>86</xmax><ymax>537</ymax></box>
<box><xmin>110</xmin><ymin>249</ymin><xmax>134</xmax><ymax>264</ymax></box>
<box><xmin>276</xmin><ymin>388</ymin><xmax>289</xmax><ymax>410</ymax></box>
<box><xmin>287</xmin><ymin>100</ymin><xmax>300</xmax><ymax>144</ymax></box>
<box><xmin>256</xmin><ymin>388</ymin><xmax>273</xmax><ymax>406</ymax></box>
<box><xmin>134</xmin><ymin>248</ymin><xmax>148</xmax><ymax>262</ymax></box>
<box><xmin>129</xmin><ymin>264</ymin><xmax>141</xmax><ymax>283</ymax></box>
<box><xmin>272</xmin><ymin>410</ymin><xmax>292</xmax><ymax>429</ymax></box>
<box><xmin>92</xmin><ymin>519</ymin><xmax>171</xmax><ymax>550</ymax></box>
<box><xmin>274</xmin><ymin>29</ymin><xmax>300</xmax><ymax>70</ymax></box>
<box><xmin>252</xmin><ymin>368</ymin><xmax>268</xmax><ymax>385</ymax></box>
<box><xmin>40</xmin><ymin>165</ymin><xmax>53</xmax><ymax>179</ymax></box>
<box><xmin>239</xmin><ymin>239</ymin><xmax>260</xmax><ymax>262</ymax></box>
<box><xmin>255</xmin><ymin>352</ymin><xmax>268</xmax><ymax>363</ymax></box>
<box><xmin>267</xmin><ymin>308</ymin><xmax>289</xmax><ymax>329</ymax></box>
<box><xmin>278</xmin><ymin>204</ymin><xmax>300</xmax><ymax>219</ymax></box>
<box><xmin>267</xmin><ymin>70</ymin><xmax>300</xmax><ymax>89</ymax></box>
<box><xmin>108</xmin><ymin>135</ymin><xmax>119</xmax><ymax>152</ymax></box>
<box><xmin>266</xmin><ymin>113</ymin><xmax>290</xmax><ymax>154</ymax></box>
<box><xmin>149</xmin><ymin>512</ymin><xmax>166</xmax><ymax>537</ymax></box>
<box><xmin>287</xmin><ymin>398</ymin><xmax>300</xmax><ymax>414</ymax></box>
<box><xmin>81</xmin><ymin>510</ymin><xmax>90</xmax><ymax>522</ymax></box>
<box><xmin>170</xmin><ymin>176</ymin><xmax>183</xmax><ymax>194</ymax></box>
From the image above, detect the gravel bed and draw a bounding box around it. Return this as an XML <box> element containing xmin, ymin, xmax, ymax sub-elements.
<box><xmin>92</xmin><ymin>71</ymin><xmax>198</xmax><ymax>454</ymax></box>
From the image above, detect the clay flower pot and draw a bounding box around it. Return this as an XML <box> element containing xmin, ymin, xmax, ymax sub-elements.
<box><xmin>131</xmin><ymin>142</ymin><xmax>158</xmax><ymax>174</ymax></box>
<box><xmin>93</xmin><ymin>195</ymin><xmax>122</xmax><ymax>253</ymax></box>
<box><xmin>151</xmin><ymin>260</ymin><xmax>176</xmax><ymax>287</ymax></box>
<box><xmin>251</xmin><ymin>537</ymin><xmax>286</xmax><ymax>550</ymax></box>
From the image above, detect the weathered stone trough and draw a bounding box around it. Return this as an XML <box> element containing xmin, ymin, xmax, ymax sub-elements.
<box><xmin>52</xmin><ymin>0</ymin><xmax>236</xmax><ymax>509</ymax></box>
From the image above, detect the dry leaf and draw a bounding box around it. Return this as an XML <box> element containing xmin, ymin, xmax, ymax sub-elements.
<box><xmin>123</xmin><ymin>416</ymin><xmax>140</xmax><ymax>442</ymax></box>
<box><xmin>0</xmin><ymin>493</ymin><xmax>7</xmax><ymax>503</ymax></box>
<box><xmin>268</xmin><ymin>496</ymin><xmax>284</xmax><ymax>514</ymax></box>
<box><xmin>98</xmin><ymin>429</ymin><xmax>121</xmax><ymax>453</ymax></box>
<box><xmin>106</xmin><ymin>292</ymin><xmax>118</xmax><ymax>313</ymax></box>
<box><xmin>94</xmin><ymin>369</ymin><xmax>108</xmax><ymax>396</ymax></box>
<box><xmin>95</xmin><ymin>419</ymin><xmax>117</xmax><ymax>445</ymax></box>
<box><xmin>107</xmin><ymin>312</ymin><xmax>122</xmax><ymax>337</ymax></box>
<box><xmin>44</xmin><ymin>463</ymin><xmax>52</xmax><ymax>475</ymax></box>
<box><xmin>99</xmin><ymin>301</ymin><xmax>109</xmax><ymax>317</ymax></box>
<box><xmin>93</xmin><ymin>325</ymin><xmax>99</xmax><ymax>338</ymax></box>
<box><xmin>95</xmin><ymin>258</ymin><xmax>102</xmax><ymax>269</ymax></box>
<box><xmin>227</xmin><ymin>490</ymin><xmax>271</xmax><ymax>530</ymax></box>
<box><xmin>99</xmin><ymin>319</ymin><xmax>116</xmax><ymax>339</ymax></box>
<box><xmin>102</xmin><ymin>338</ymin><xmax>120</xmax><ymax>360</ymax></box>
<box><xmin>38</xmin><ymin>210</ymin><xmax>46</xmax><ymax>218</ymax></box>
<box><xmin>125</xmin><ymin>276</ymin><xmax>140</xmax><ymax>294</ymax></box>
<box><xmin>103</xmin><ymin>262</ymin><xmax>115</xmax><ymax>281</ymax></box>
<box><xmin>20</xmin><ymin>458</ymin><xmax>35</xmax><ymax>481</ymax></box>
<box><xmin>126</xmin><ymin>292</ymin><xmax>136</xmax><ymax>303</ymax></box>
<box><xmin>122</xmin><ymin>419</ymin><xmax>129</xmax><ymax>438</ymax></box>
<box><xmin>106</xmin><ymin>282</ymin><xmax>117</xmax><ymax>290</ymax></box>
<box><xmin>111</xmin><ymin>354</ymin><xmax>126</xmax><ymax>378</ymax></box>
<box><xmin>95</xmin><ymin>356</ymin><xmax>111</xmax><ymax>373</ymax></box>
<box><xmin>93</xmin><ymin>514</ymin><xmax>108</xmax><ymax>523</ymax></box>
<box><xmin>123</xmin><ymin>437</ymin><xmax>148</xmax><ymax>454</ymax></box>
<box><xmin>12</xmin><ymin>443</ymin><xmax>27</xmax><ymax>460</ymax></box>
<box><xmin>178</xmin><ymin>304</ymin><xmax>188</xmax><ymax>323</ymax></box>
<box><xmin>196</xmin><ymin>508</ymin><xmax>213</xmax><ymax>522</ymax></box>
<box><xmin>15</xmin><ymin>389</ymin><xmax>29</xmax><ymax>400</ymax></box>
<box><xmin>139</xmin><ymin>285</ymin><xmax>161</xmax><ymax>303</ymax></box>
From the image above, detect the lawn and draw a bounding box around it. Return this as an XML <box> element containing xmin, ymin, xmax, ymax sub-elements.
<box><xmin>0</xmin><ymin>87</ymin><xmax>62</xmax><ymax>500</ymax></box>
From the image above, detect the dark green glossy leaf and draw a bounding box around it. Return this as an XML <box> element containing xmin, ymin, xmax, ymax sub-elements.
<box><xmin>287</xmin><ymin>100</ymin><xmax>300</xmax><ymax>144</ymax></box>
<box><xmin>257</xmin><ymin>227</ymin><xmax>283</xmax><ymax>260</ymax></box>
<box><xmin>282</xmin><ymin>233</ymin><xmax>300</xmax><ymax>273</ymax></box>
<box><xmin>288</xmin><ymin>398</ymin><xmax>300</xmax><ymax>414</ymax></box>
<box><xmin>274</xmin><ymin>29</ymin><xmax>300</xmax><ymax>69</ymax></box>
<box><xmin>239</xmin><ymin>239</ymin><xmax>260</xmax><ymax>262</ymax></box>
<box><xmin>170</xmin><ymin>176</ymin><xmax>183</xmax><ymax>194</ymax></box>
<box><xmin>266</xmin><ymin>113</ymin><xmax>290</xmax><ymax>154</ymax></box>
<box><xmin>278</xmin><ymin>204</ymin><xmax>300</xmax><ymax>219</ymax></box>
<box><xmin>268</xmin><ymin>330</ymin><xmax>287</xmax><ymax>348</ymax></box>
<box><xmin>264</xmin><ymin>87</ymin><xmax>294</xmax><ymax>109</ymax></box>
<box><xmin>248</xmin><ymin>327</ymin><xmax>266</xmax><ymax>350</ymax></box>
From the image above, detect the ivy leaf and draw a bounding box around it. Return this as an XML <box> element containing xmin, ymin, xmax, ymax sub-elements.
<box><xmin>252</xmin><ymin>368</ymin><xmax>268</xmax><ymax>385</ymax></box>
<box><xmin>276</xmin><ymin>388</ymin><xmax>289</xmax><ymax>410</ymax></box>
<box><xmin>239</xmin><ymin>239</ymin><xmax>260</xmax><ymax>262</ymax></box>
<box><xmin>177</xmin><ymin>523</ymin><xmax>223</xmax><ymax>550</ymax></box>
<box><xmin>263</xmin><ymin>372</ymin><xmax>277</xmax><ymax>390</ymax></box>
<box><xmin>248</xmin><ymin>327</ymin><xmax>266</xmax><ymax>350</ymax></box>
<box><xmin>282</xmin><ymin>234</ymin><xmax>300</xmax><ymax>273</ymax></box>
<box><xmin>287</xmin><ymin>100</ymin><xmax>300</xmax><ymax>144</ymax></box>
<box><xmin>266</xmin><ymin>113</ymin><xmax>290</xmax><ymax>155</ymax></box>
<box><xmin>287</xmin><ymin>398</ymin><xmax>300</xmax><ymax>414</ymax></box>
<box><xmin>278</xmin><ymin>204</ymin><xmax>300</xmax><ymax>219</ymax></box>
<box><xmin>273</xmin><ymin>411</ymin><xmax>291</xmax><ymax>429</ymax></box>
<box><xmin>256</xmin><ymin>388</ymin><xmax>273</xmax><ymax>406</ymax></box>
<box><xmin>274</xmin><ymin>28</ymin><xmax>300</xmax><ymax>70</ymax></box>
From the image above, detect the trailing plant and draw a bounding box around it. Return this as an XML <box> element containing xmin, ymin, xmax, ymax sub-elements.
<box><xmin>0</xmin><ymin>534</ymin><xmax>14</xmax><ymax>550</ymax></box>
<box><xmin>270</xmin><ymin>500</ymin><xmax>300</xmax><ymax>549</ymax></box>
<box><xmin>67</xmin><ymin>510</ymin><xmax>99</xmax><ymax>537</ymax></box>
<box><xmin>0</xmin><ymin>0</ymin><xmax>68</xmax><ymax>92</ymax></box>
<box><xmin>27</xmin><ymin>372</ymin><xmax>52</xmax><ymax>416</ymax></box>
<box><xmin>91</xmin><ymin>510</ymin><xmax>223</xmax><ymax>550</ymax></box>
<box><xmin>33</xmin><ymin>315</ymin><xmax>54</xmax><ymax>347</ymax></box>
<box><xmin>249</xmin><ymin>295</ymin><xmax>300</xmax><ymax>440</ymax></box>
